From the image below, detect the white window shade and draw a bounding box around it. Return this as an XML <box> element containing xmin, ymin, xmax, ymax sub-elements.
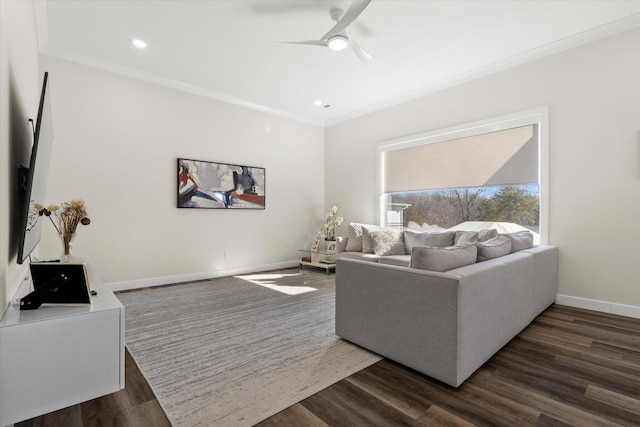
<box><xmin>383</xmin><ymin>125</ymin><xmax>538</xmax><ymax>193</ymax></box>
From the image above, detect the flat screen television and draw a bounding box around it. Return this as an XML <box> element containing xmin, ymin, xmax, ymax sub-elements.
<box><xmin>17</xmin><ymin>72</ymin><xmax>54</xmax><ymax>264</ymax></box>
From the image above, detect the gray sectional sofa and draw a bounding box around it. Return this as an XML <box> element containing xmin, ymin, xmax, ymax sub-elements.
<box><xmin>334</xmin><ymin>224</ymin><xmax>558</xmax><ymax>387</ymax></box>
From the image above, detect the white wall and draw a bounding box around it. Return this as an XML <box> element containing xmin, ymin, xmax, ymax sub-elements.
<box><xmin>0</xmin><ymin>1</ymin><xmax>41</xmax><ymax>309</ymax></box>
<box><xmin>38</xmin><ymin>56</ymin><xmax>325</xmax><ymax>287</ymax></box>
<box><xmin>2</xmin><ymin>3</ymin><xmax>638</xmax><ymax>314</ymax></box>
<box><xmin>326</xmin><ymin>28</ymin><xmax>640</xmax><ymax>312</ymax></box>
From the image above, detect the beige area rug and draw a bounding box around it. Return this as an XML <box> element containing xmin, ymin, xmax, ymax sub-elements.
<box><xmin>116</xmin><ymin>268</ymin><xmax>381</xmax><ymax>426</ymax></box>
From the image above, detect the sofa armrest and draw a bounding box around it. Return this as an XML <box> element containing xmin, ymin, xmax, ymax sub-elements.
<box><xmin>520</xmin><ymin>245</ymin><xmax>559</xmax><ymax>312</ymax></box>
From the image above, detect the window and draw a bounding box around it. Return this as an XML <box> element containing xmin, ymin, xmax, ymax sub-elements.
<box><xmin>378</xmin><ymin>107</ymin><xmax>549</xmax><ymax>244</ymax></box>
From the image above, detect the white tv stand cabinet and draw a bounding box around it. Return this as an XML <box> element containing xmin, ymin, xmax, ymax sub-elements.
<box><xmin>0</xmin><ymin>261</ymin><xmax>124</xmax><ymax>426</ymax></box>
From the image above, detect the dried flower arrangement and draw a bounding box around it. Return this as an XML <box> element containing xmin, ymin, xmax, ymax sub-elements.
<box><xmin>38</xmin><ymin>200</ymin><xmax>90</xmax><ymax>259</ymax></box>
<box><xmin>38</xmin><ymin>200</ymin><xmax>91</xmax><ymax>235</ymax></box>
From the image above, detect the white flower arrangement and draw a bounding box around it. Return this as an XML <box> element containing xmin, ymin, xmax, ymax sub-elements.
<box><xmin>320</xmin><ymin>205</ymin><xmax>344</xmax><ymax>241</ymax></box>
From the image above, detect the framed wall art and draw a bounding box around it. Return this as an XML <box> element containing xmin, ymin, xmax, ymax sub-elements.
<box><xmin>177</xmin><ymin>158</ymin><xmax>265</xmax><ymax>209</ymax></box>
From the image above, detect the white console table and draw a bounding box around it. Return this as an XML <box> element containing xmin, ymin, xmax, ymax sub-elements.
<box><xmin>0</xmin><ymin>262</ymin><xmax>124</xmax><ymax>426</ymax></box>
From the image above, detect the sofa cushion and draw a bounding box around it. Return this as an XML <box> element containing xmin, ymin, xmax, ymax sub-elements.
<box><xmin>370</xmin><ymin>228</ymin><xmax>405</xmax><ymax>256</ymax></box>
<box><xmin>338</xmin><ymin>251</ymin><xmax>380</xmax><ymax>263</ymax></box>
<box><xmin>410</xmin><ymin>244</ymin><xmax>477</xmax><ymax>272</ymax></box>
<box><xmin>476</xmin><ymin>235</ymin><xmax>512</xmax><ymax>261</ymax></box>
<box><xmin>404</xmin><ymin>230</ymin><xmax>455</xmax><ymax>254</ymax></box>
<box><xmin>501</xmin><ymin>231</ymin><xmax>534</xmax><ymax>253</ymax></box>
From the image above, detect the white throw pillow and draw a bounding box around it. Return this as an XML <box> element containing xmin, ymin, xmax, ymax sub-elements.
<box><xmin>345</xmin><ymin>223</ymin><xmax>365</xmax><ymax>252</ymax></box>
<box><xmin>370</xmin><ymin>229</ymin><xmax>405</xmax><ymax>256</ymax></box>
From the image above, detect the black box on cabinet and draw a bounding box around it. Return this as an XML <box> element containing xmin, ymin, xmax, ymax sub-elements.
<box><xmin>21</xmin><ymin>262</ymin><xmax>92</xmax><ymax>309</ymax></box>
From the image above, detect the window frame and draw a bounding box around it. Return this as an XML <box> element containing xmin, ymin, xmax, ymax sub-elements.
<box><xmin>377</xmin><ymin>106</ymin><xmax>549</xmax><ymax>244</ymax></box>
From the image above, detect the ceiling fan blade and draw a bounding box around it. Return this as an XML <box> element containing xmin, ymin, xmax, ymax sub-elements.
<box><xmin>321</xmin><ymin>0</ymin><xmax>372</xmax><ymax>41</ymax></box>
<box><xmin>275</xmin><ymin>40</ymin><xmax>328</xmax><ymax>47</ymax></box>
<box><xmin>350</xmin><ymin>36</ymin><xmax>373</xmax><ymax>63</ymax></box>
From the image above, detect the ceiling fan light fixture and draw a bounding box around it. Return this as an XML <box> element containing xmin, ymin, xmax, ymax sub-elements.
<box><xmin>131</xmin><ymin>38</ymin><xmax>147</xmax><ymax>49</ymax></box>
<box><xmin>327</xmin><ymin>35</ymin><xmax>348</xmax><ymax>51</ymax></box>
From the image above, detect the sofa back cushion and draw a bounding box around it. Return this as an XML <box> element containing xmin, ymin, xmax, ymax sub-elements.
<box><xmin>410</xmin><ymin>244</ymin><xmax>477</xmax><ymax>272</ymax></box>
<box><xmin>476</xmin><ymin>235</ymin><xmax>512</xmax><ymax>261</ymax></box>
<box><xmin>501</xmin><ymin>231</ymin><xmax>534</xmax><ymax>253</ymax></box>
<box><xmin>404</xmin><ymin>230</ymin><xmax>455</xmax><ymax>254</ymax></box>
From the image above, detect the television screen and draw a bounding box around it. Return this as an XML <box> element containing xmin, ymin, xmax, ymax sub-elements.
<box><xmin>17</xmin><ymin>72</ymin><xmax>54</xmax><ymax>264</ymax></box>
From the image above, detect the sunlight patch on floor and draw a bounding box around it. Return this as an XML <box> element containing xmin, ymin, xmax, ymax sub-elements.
<box><xmin>234</xmin><ymin>273</ymin><xmax>318</xmax><ymax>295</ymax></box>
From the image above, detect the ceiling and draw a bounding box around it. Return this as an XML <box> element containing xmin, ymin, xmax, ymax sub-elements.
<box><xmin>35</xmin><ymin>1</ymin><xmax>640</xmax><ymax>126</ymax></box>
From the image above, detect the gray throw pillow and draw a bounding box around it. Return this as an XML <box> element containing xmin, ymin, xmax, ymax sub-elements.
<box><xmin>410</xmin><ymin>244</ymin><xmax>477</xmax><ymax>272</ymax></box>
<box><xmin>404</xmin><ymin>230</ymin><xmax>455</xmax><ymax>254</ymax></box>
<box><xmin>501</xmin><ymin>231</ymin><xmax>534</xmax><ymax>253</ymax></box>
<box><xmin>370</xmin><ymin>229</ymin><xmax>405</xmax><ymax>256</ymax></box>
<box><xmin>476</xmin><ymin>235</ymin><xmax>511</xmax><ymax>261</ymax></box>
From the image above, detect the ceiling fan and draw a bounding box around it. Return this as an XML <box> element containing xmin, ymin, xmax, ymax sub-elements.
<box><xmin>277</xmin><ymin>0</ymin><xmax>373</xmax><ymax>63</ymax></box>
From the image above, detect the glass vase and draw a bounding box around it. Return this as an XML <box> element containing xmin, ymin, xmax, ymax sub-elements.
<box><xmin>59</xmin><ymin>232</ymin><xmax>75</xmax><ymax>263</ymax></box>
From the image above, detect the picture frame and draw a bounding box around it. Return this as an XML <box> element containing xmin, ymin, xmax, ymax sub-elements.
<box><xmin>311</xmin><ymin>236</ymin><xmax>321</xmax><ymax>253</ymax></box>
<box><xmin>326</xmin><ymin>241</ymin><xmax>337</xmax><ymax>253</ymax></box>
<box><xmin>177</xmin><ymin>158</ymin><xmax>265</xmax><ymax>209</ymax></box>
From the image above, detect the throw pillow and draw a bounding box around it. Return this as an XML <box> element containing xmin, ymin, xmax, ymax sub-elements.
<box><xmin>345</xmin><ymin>223</ymin><xmax>364</xmax><ymax>252</ymax></box>
<box><xmin>361</xmin><ymin>224</ymin><xmax>381</xmax><ymax>253</ymax></box>
<box><xmin>370</xmin><ymin>229</ymin><xmax>405</xmax><ymax>256</ymax></box>
<box><xmin>403</xmin><ymin>230</ymin><xmax>455</xmax><ymax>254</ymax></box>
<box><xmin>410</xmin><ymin>244</ymin><xmax>477</xmax><ymax>272</ymax></box>
<box><xmin>478</xmin><ymin>228</ymin><xmax>498</xmax><ymax>242</ymax></box>
<box><xmin>501</xmin><ymin>231</ymin><xmax>534</xmax><ymax>253</ymax></box>
<box><xmin>454</xmin><ymin>231</ymin><xmax>479</xmax><ymax>246</ymax></box>
<box><xmin>476</xmin><ymin>235</ymin><xmax>511</xmax><ymax>262</ymax></box>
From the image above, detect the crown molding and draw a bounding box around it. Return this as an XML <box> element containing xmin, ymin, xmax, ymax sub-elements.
<box><xmin>325</xmin><ymin>14</ymin><xmax>640</xmax><ymax>127</ymax></box>
<box><xmin>33</xmin><ymin>0</ymin><xmax>638</xmax><ymax>129</ymax></box>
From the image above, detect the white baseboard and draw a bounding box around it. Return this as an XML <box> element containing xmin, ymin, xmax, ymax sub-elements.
<box><xmin>108</xmin><ymin>274</ymin><xmax>640</xmax><ymax>321</ymax></box>
<box><xmin>556</xmin><ymin>294</ymin><xmax>640</xmax><ymax>319</ymax></box>
<box><xmin>106</xmin><ymin>261</ymin><xmax>300</xmax><ymax>292</ymax></box>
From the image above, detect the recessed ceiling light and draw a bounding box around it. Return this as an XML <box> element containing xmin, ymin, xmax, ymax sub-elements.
<box><xmin>314</xmin><ymin>100</ymin><xmax>323</xmax><ymax>106</ymax></box>
<box><xmin>132</xmin><ymin>38</ymin><xmax>147</xmax><ymax>49</ymax></box>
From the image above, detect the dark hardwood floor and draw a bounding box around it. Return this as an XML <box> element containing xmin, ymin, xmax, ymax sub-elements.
<box><xmin>258</xmin><ymin>304</ymin><xmax>640</xmax><ymax>426</ymax></box>
<box><xmin>23</xmin><ymin>303</ymin><xmax>640</xmax><ymax>426</ymax></box>
<box><xmin>17</xmin><ymin>350</ymin><xmax>170</xmax><ymax>427</ymax></box>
